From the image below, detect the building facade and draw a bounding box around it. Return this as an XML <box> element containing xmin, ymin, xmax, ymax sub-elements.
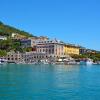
<box><xmin>64</xmin><ymin>44</ymin><xmax>80</xmax><ymax>55</ymax></box>
<box><xmin>20</xmin><ymin>39</ymin><xmax>32</xmax><ymax>48</ymax></box>
<box><xmin>21</xmin><ymin>52</ymin><xmax>46</xmax><ymax>63</ymax></box>
<box><xmin>36</xmin><ymin>39</ymin><xmax>65</xmax><ymax>58</ymax></box>
<box><xmin>5</xmin><ymin>51</ymin><xmax>47</xmax><ymax>63</ymax></box>
<box><xmin>79</xmin><ymin>47</ymin><xmax>98</xmax><ymax>55</ymax></box>
<box><xmin>5</xmin><ymin>51</ymin><xmax>22</xmax><ymax>63</ymax></box>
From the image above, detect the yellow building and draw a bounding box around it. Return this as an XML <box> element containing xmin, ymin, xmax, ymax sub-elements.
<box><xmin>64</xmin><ymin>44</ymin><xmax>80</xmax><ymax>55</ymax></box>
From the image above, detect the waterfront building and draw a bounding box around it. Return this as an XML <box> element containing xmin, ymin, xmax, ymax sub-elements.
<box><xmin>36</xmin><ymin>39</ymin><xmax>65</xmax><ymax>58</ymax></box>
<box><xmin>21</xmin><ymin>51</ymin><xmax>47</xmax><ymax>63</ymax></box>
<box><xmin>5</xmin><ymin>51</ymin><xmax>22</xmax><ymax>63</ymax></box>
<box><xmin>5</xmin><ymin>51</ymin><xmax>47</xmax><ymax>63</ymax></box>
<box><xmin>64</xmin><ymin>44</ymin><xmax>80</xmax><ymax>55</ymax></box>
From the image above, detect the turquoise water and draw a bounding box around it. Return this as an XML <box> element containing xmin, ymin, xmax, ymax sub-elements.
<box><xmin>0</xmin><ymin>64</ymin><xmax>100</xmax><ymax>100</ymax></box>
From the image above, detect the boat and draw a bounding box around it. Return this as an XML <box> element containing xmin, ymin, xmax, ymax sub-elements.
<box><xmin>80</xmin><ymin>59</ymin><xmax>93</xmax><ymax>65</ymax></box>
<box><xmin>0</xmin><ymin>59</ymin><xmax>7</xmax><ymax>65</ymax></box>
<box><xmin>40</xmin><ymin>59</ymin><xmax>49</xmax><ymax>64</ymax></box>
<box><xmin>86</xmin><ymin>59</ymin><xmax>93</xmax><ymax>65</ymax></box>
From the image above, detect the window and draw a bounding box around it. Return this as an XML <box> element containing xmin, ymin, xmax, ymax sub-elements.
<box><xmin>15</xmin><ymin>58</ymin><xmax>17</xmax><ymax>60</ymax></box>
<box><xmin>34</xmin><ymin>56</ymin><xmax>36</xmax><ymax>58</ymax></box>
<box><xmin>11</xmin><ymin>58</ymin><xmax>14</xmax><ymax>60</ymax></box>
<box><xmin>46</xmin><ymin>49</ymin><xmax>48</xmax><ymax>52</ymax></box>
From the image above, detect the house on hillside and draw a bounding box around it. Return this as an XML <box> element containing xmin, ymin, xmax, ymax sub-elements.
<box><xmin>11</xmin><ymin>33</ymin><xmax>27</xmax><ymax>40</ymax></box>
<box><xmin>0</xmin><ymin>36</ymin><xmax>7</xmax><ymax>40</ymax></box>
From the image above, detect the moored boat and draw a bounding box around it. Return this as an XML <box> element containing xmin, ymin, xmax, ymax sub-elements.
<box><xmin>80</xmin><ymin>58</ymin><xmax>93</xmax><ymax>65</ymax></box>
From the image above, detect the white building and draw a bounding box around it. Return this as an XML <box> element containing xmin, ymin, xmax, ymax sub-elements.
<box><xmin>11</xmin><ymin>33</ymin><xmax>17</xmax><ymax>38</ymax></box>
<box><xmin>0</xmin><ymin>36</ymin><xmax>7</xmax><ymax>40</ymax></box>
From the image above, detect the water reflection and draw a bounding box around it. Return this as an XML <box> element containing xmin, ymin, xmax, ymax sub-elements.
<box><xmin>50</xmin><ymin>65</ymin><xmax>80</xmax><ymax>89</ymax></box>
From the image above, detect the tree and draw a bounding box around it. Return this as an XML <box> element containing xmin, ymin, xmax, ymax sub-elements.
<box><xmin>0</xmin><ymin>50</ymin><xmax>7</xmax><ymax>57</ymax></box>
<box><xmin>0</xmin><ymin>39</ymin><xmax>12</xmax><ymax>51</ymax></box>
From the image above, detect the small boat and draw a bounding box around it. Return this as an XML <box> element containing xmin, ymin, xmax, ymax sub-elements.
<box><xmin>86</xmin><ymin>59</ymin><xmax>93</xmax><ymax>65</ymax></box>
<box><xmin>80</xmin><ymin>59</ymin><xmax>93</xmax><ymax>65</ymax></box>
<box><xmin>0</xmin><ymin>61</ymin><xmax>3</xmax><ymax>65</ymax></box>
<box><xmin>0</xmin><ymin>59</ymin><xmax>7</xmax><ymax>65</ymax></box>
<box><xmin>40</xmin><ymin>59</ymin><xmax>49</xmax><ymax>64</ymax></box>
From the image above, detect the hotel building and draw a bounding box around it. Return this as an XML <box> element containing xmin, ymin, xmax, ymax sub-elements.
<box><xmin>64</xmin><ymin>44</ymin><xmax>80</xmax><ymax>55</ymax></box>
<box><xmin>36</xmin><ymin>39</ymin><xmax>65</xmax><ymax>58</ymax></box>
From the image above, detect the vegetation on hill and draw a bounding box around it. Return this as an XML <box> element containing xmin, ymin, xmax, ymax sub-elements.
<box><xmin>71</xmin><ymin>53</ymin><xmax>100</xmax><ymax>62</ymax></box>
<box><xmin>0</xmin><ymin>21</ymin><xmax>36</xmax><ymax>37</ymax></box>
<box><xmin>0</xmin><ymin>39</ymin><xmax>33</xmax><ymax>56</ymax></box>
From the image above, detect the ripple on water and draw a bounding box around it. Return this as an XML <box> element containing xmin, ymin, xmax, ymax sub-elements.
<box><xmin>0</xmin><ymin>64</ymin><xmax>100</xmax><ymax>100</ymax></box>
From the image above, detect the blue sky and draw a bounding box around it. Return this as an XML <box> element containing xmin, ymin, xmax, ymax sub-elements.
<box><xmin>0</xmin><ymin>0</ymin><xmax>100</xmax><ymax>50</ymax></box>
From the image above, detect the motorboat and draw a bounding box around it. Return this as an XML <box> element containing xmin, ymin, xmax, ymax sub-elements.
<box><xmin>80</xmin><ymin>59</ymin><xmax>93</xmax><ymax>65</ymax></box>
<box><xmin>0</xmin><ymin>59</ymin><xmax>7</xmax><ymax>65</ymax></box>
<box><xmin>86</xmin><ymin>59</ymin><xmax>93</xmax><ymax>65</ymax></box>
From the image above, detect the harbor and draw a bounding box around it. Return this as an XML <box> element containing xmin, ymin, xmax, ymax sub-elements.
<box><xmin>0</xmin><ymin>57</ymin><xmax>100</xmax><ymax>65</ymax></box>
<box><xmin>0</xmin><ymin>38</ymin><xmax>99</xmax><ymax>66</ymax></box>
<box><xmin>0</xmin><ymin>0</ymin><xmax>100</xmax><ymax>99</ymax></box>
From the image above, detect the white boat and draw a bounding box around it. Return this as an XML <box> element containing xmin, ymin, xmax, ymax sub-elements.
<box><xmin>40</xmin><ymin>59</ymin><xmax>49</xmax><ymax>64</ymax></box>
<box><xmin>80</xmin><ymin>59</ymin><xmax>93</xmax><ymax>65</ymax></box>
<box><xmin>0</xmin><ymin>61</ymin><xmax>6</xmax><ymax>65</ymax></box>
<box><xmin>86</xmin><ymin>59</ymin><xmax>93</xmax><ymax>65</ymax></box>
<box><xmin>0</xmin><ymin>61</ymin><xmax>3</xmax><ymax>65</ymax></box>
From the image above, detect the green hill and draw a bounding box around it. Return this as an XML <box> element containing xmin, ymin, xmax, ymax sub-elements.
<box><xmin>0</xmin><ymin>21</ymin><xmax>36</xmax><ymax>37</ymax></box>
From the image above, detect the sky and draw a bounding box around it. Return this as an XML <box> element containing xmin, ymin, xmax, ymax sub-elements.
<box><xmin>0</xmin><ymin>0</ymin><xmax>100</xmax><ymax>50</ymax></box>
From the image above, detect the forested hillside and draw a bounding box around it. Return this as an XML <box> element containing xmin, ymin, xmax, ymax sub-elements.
<box><xmin>0</xmin><ymin>21</ymin><xmax>36</xmax><ymax>37</ymax></box>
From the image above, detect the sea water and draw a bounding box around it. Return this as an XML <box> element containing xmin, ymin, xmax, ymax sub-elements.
<box><xmin>0</xmin><ymin>64</ymin><xmax>100</xmax><ymax>100</ymax></box>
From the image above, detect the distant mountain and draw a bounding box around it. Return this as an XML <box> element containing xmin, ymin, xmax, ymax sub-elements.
<box><xmin>0</xmin><ymin>21</ymin><xmax>37</xmax><ymax>37</ymax></box>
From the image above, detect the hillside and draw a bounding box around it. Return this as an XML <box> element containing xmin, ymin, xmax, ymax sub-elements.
<box><xmin>0</xmin><ymin>21</ymin><xmax>36</xmax><ymax>37</ymax></box>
